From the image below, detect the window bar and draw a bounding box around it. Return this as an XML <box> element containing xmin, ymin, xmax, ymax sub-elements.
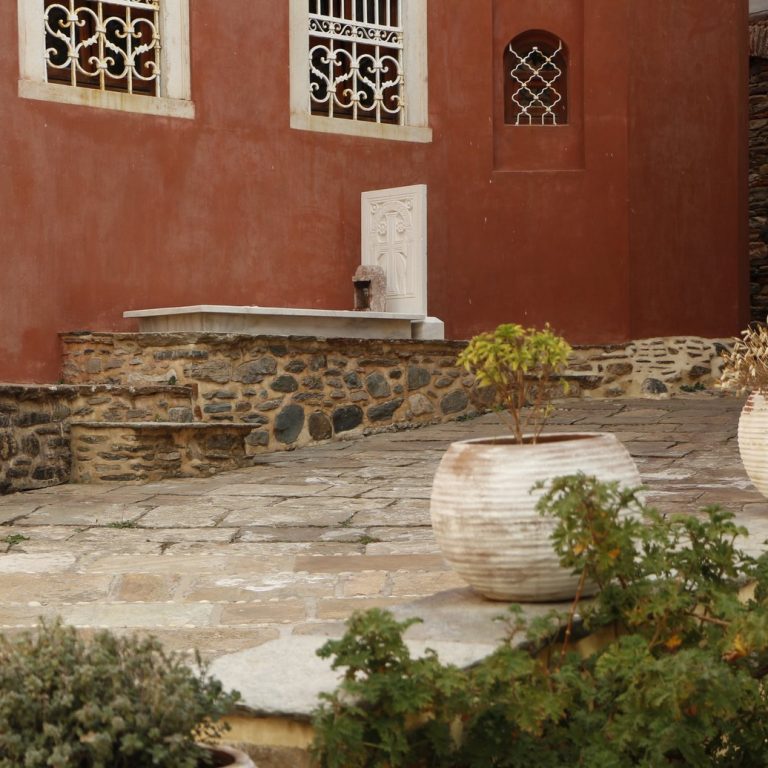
<box><xmin>126</xmin><ymin>3</ymin><xmax>133</xmax><ymax>95</ymax></box>
<box><xmin>397</xmin><ymin>0</ymin><xmax>404</xmax><ymax>125</ymax></box>
<box><xmin>329</xmin><ymin>34</ymin><xmax>335</xmax><ymax>119</ymax></box>
<box><xmin>69</xmin><ymin>0</ymin><xmax>78</xmax><ymax>87</ymax></box>
<box><xmin>99</xmin><ymin>1</ymin><xmax>109</xmax><ymax>93</ymax></box>
<box><xmin>352</xmin><ymin>30</ymin><xmax>358</xmax><ymax>121</ymax></box>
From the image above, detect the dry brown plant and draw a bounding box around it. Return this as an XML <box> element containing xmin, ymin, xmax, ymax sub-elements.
<box><xmin>720</xmin><ymin>324</ymin><xmax>768</xmax><ymax>392</ymax></box>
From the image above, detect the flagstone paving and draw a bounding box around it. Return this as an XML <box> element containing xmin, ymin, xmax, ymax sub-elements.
<box><xmin>0</xmin><ymin>395</ymin><xmax>762</xmax><ymax>662</ymax></box>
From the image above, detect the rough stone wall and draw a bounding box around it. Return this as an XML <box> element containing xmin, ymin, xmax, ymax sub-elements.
<box><xmin>0</xmin><ymin>384</ymin><xmax>193</xmax><ymax>493</ymax></box>
<box><xmin>61</xmin><ymin>332</ymin><xmax>730</xmax><ymax>404</ymax></box>
<box><xmin>0</xmin><ymin>387</ymin><xmax>70</xmax><ymax>493</ymax></box>
<box><xmin>751</xmin><ymin>55</ymin><xmax>768</xmax><ymax>323</ymax></box>
<box><xmin>567</xmin><ymin>337</ymin><xmax>729</xmax><ymax>397</ymax></box>
<box><xmin>0</xmin><ymin>333</ymin><xmax>733</xmax><ymax>494</ymax></box>
<box><xmin>60</xmin><ymin>335</ymin><xmax>479</xmax><ymax>446</ymax></box>
<box><xmin>70</xmin><ymin>423</ymin><xmax>258</xmax><ymax>484</ymax></box>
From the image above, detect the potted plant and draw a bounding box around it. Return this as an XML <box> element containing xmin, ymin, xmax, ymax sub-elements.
<box><xmin>0</xmin><ymin>619</ymin><xmax>255</xmax><ymax>767</ymax></box>
<box><xmin>430</xmin><ymin>323</ymin><xmax>640</xmax><ymax>601</ymax></box>
<box><xmin>720</xmin><ymin>323</ymin><xmax>768</xmax><ymax>498</ymax></box>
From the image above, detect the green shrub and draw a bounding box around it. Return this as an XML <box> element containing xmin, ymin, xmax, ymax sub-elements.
<box><xmin>312</xmin><ymin>475</ymin><xmax>768</xmax><ymax>766</ymax></box>
<box><xmin>456</xmin><ymin>323</ymin><xmax>571</xmax><ymax>443</ymax></box>
<box><xmin>0</xmin><ymin>621</ymin><xmax>240</xmax><ymax>768</ymax></box>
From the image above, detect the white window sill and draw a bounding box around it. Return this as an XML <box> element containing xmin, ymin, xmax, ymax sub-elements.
<box><xmin>290</xmin><ymin>112</ymin><xmax>432</xmax><ymax>143</ymax></box>
<box><xmin>18</xmin><ymin>80</ymin><xmax>195</xmax><ymax>119</ymax></box>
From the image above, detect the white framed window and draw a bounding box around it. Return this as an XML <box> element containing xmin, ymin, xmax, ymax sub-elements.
<box><xmin>17</xmin><ymin>0</ymin><xmax>194</xmax><ymax>119</ymax></box>
<box><xmin>290</xmin><ymin>0</ymin><xmax>431</xmax><ymax>143</ymax></box>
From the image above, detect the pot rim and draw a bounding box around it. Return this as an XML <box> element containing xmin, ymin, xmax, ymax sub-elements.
<box><xmin>198</xmin><ymin>744</ymin><xmax>255</xmax><ymax>768</ymax></box>
<box><xmin>450</xmin><ymin>432</ymin><xmax>614</xmax><ymax>448</ymax></box>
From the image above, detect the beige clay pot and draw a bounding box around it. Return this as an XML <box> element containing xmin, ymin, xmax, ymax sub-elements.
<box><xmin>738</xmin><ymin>391</ymin><xmax>768</xmax><ymax>498</ymax></box>
<box><xmin>429</xmin><ymin>432</ymin><xmax>641</xmax><ymax>602</ymax></box>
<box><xmin>202</xmin><ymin>744</ymin><xmax>256</xmax><ymax>767</ymax></box>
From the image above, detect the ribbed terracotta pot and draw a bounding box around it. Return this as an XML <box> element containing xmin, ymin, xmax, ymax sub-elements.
<box><xmin>430</xmin><ymin>432</ymin><xmax>641</xmax><ymax>602</ymax></box>
<box><xmin>737</xmin><ymin>391</ymin><xmax>768</xmax><ymax>498</ymax></box>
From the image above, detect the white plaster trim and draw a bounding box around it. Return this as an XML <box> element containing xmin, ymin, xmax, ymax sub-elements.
<box><xmin>290</xmin><ymin>112</ymin><xmax>432</xmax><ymax>143</ymax></box>
<box><xmin>123</xmin><ymin>305</ymin><xmax>425</xmax><ymax>340</ymax></box>
<box><xmin>124</xmin><ymin>305</ymin><xmax>424</xmax><ymax>321</ymax></box>
<box><xmin>18</xmin><ymin>80</ymin><xmax>195</xmax><ymax>119</ymax></box>
<box><xmin>17</xmin><ymin>0</ymin><xmax>193</xmax><ymax>117</ymax></box>
<box><xmin>288</xmin><ymin>0</ymin><xmax>431</xmax><ymax>142</ymax></box>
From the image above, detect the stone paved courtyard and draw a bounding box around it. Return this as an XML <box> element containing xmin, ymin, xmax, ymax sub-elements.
<box><xmin>0</xmin><ymin>395</ymin><xmax>762</xmax><ymax>662</ymax></box>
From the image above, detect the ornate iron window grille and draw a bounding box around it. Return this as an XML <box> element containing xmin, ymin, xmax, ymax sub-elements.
<box><xmin>506</xmin><ymin>35</ymin><xmax>567</xmax><ymax>126</ymax></box>
<box><xmin>308</xmin><ymin>0</ymin><xmax>405</xmax><ymax>125</ymax></box>
<box><xmin>44</xmin><ymin>0</ymin><xmax>161</xmax><ymax>96</ymax></box>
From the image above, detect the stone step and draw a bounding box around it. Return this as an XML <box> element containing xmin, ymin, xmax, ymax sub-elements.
<box><xmin>70</xmin><ymin>421</ymin><xmax>262</xmax><ymax>483</ymax></box>
<box><xmin>0</xmin><ymin>384</ymin><xmax>196</xmax><ymax>493</ymax></box>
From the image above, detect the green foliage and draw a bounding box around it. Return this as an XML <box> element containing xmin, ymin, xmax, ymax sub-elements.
<box><xmin>2</xmin><ymin>533</ymin><xmax>29</xmax><ymax>549</ymax></box>
<box><xmin>105</xmin><ymin>520</ymin><xmax>139</xmax><ymax>529</ymax></box>
<box><xmin>456</xmin><ymin>323</ymin><xmax>571</xmax><ymax>443</ymax></box>
<box><xmin>312</xmin><ymin>475</ymin><xmax>768</xmax><ymax>766</ymax></box>
<box><xmin>0</xmin><ymin>620</ymin><xmax>240</xmax><ymax>768</ymax></box>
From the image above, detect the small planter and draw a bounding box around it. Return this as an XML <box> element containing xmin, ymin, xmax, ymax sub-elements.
<box><xmin>203</xmin><ymin>744</ymin><xmax>256</xmax><ymax>767</ymax></box>
<box><xmin>430</xmin><ymin>432</ymin><xmax>641</xmax><ymax>602</ymax></box>
<box><xmin>737</xmin><ymin>390</ymin><xmax>768</xmax><ymax>498</ymax></box>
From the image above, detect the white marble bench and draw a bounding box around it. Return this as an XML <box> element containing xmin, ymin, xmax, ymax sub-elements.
<box><xmin>124</xmin><ymin>305</ymin><xmax>444</xmax><ymax>340</ymax></box>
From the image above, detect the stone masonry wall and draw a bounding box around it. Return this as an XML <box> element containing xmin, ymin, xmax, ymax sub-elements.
<box><xmin>61</xmin><ymin>335</ymin><xmax>479</xmax><ymax>450</ymax></box>
<box><xmin>751</xmin><ymin>55</ymin><xmax>768</xmax><ymax>323</ymax></box>
<box><xmin>70</xmin><ymin>423</ymin><xmax>259</xmax><ymax>484</ymax></box>
<box><xmin>61</xmin><ymin>332</ymin><xmax>729</xmax><ymax>411</ymax></box>
<box><xmin>0</xmin><ymin>384</ymin><xmax>193</xmax><ymax>493</ymax></box>
<box><xmin>0</xmin><ymin>333</ymin><xmax>732</xmax><ymax>494</ymax></box>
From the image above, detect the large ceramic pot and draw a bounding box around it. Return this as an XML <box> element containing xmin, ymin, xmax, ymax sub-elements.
<box><xmin>430</xmin><ymin>432</ymin><xmax>641</xmax><ymax>602</ymax></box>
<box><xmin>202</xmin><ymin>744</ymin><xmax>256</xmax><ymax>767</ymax></box>
<box><xmin>737</xmin><ymin>391</ymin><xmax>768</xmax><ymax>498</ymax></box>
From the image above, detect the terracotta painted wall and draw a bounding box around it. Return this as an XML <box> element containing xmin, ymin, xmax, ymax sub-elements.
<box><xmin>0</xmin><ymin>1</ymin><xmax>747</xmax><ymax>383</ymax></box>
<box><xmin>627</xmin><ymin>0</ymin><xmax>750</xmax><ymax>338</ymax></box>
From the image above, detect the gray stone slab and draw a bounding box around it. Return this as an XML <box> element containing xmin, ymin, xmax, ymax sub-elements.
<box><xmin>207</xmin><ymin>484</ymin><xmax>331</xmax><ymax>497</ymax></box>
<box><xmin>209</xmin><ymin>635</ymin><xmax>497</xmax><ymax>717</ymax></box>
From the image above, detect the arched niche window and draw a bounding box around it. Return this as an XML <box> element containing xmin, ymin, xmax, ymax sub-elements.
<box><xmin>504</xmin><ymin>31</ymin><xmax>567</xmax><ymax>126</ymax></box>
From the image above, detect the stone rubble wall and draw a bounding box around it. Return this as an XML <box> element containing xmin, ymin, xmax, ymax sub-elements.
<box><xmin>70</xmin><ymin>423</ymin><xmax>259</xmax><ymax>484</ymax></box>
<box><xmin>60</xmin><ymin>334</ymin><xmax>480</xmax><ymax>446</ymax></box>
<box><xmin>567</xmin><ymin>337</ymin><xmax>729</xmax><ymax>397</ymax></box>
<box><xmin>0</xmin><ymin>384</ymin><xmax>193</xmax><ymax>493</ymax></box>
<box><xmin>751</xmin><ymin>55</ymin><xmax>768</xmax><ymax>323</ymax></box>
<box><xmin>0</xmin><ymin>332</ymin><xmax>733</xmax><ymax>494</ymax></box>
<box><xmin>61</xmin><ymin>332</ymin><xmax>730</xmax><ymax>405</ymax></box>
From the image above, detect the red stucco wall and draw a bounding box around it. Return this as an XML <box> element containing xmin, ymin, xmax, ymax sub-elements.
<box><xmin>627</xmin><ymin>0</ymin><xmax>749</xmax><ymax>338</ymax></box>
<box><xmin>0</xmin><ymin>1</ymin><xmax>748</xmax><ymax>382</ymax></box>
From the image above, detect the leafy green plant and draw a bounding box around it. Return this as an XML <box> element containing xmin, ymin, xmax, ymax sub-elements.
<box><xmin>456</xmin><ymin>323</ymin><xmax>571</xmax><ymax>443</ymax></box>
<box><xmin>2</xmin><ymin>533</ymin><xmax>29</xmax><ymax>550</ymax></box>
<box><xmin>0</xmin><ymin>620</ymin><xmax>240</xmax><ymax>768</ymax></box>
<box><xmin>312</xmin><ymin>474</ymin><xmax>768</xmax><ymax>767</ymax></box>
<box><xmin>720</xmin><ymin>324</ymin><xmax>768</xmax><ymax>392</ymax></box>
<box><xmin>105</xmin><ymin>520</ymin><xmax>139</xmax><ymax>529</ymax></box>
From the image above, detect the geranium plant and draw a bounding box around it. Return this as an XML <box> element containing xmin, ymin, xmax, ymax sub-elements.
<box><xmin>457</xmin><ymin>323</ymin><xmax>571</xmax><ymax>443</ymax></box>
<box><xmin>312</xmin><ymin>475</ymin><xmax>768</xmax><ymax>767</ymax></box>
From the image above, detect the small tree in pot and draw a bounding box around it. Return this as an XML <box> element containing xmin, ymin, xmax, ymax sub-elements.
<box><xmin>456</xmin><ymin>323</ymin><xmax>572</xmax><ymax>443</ymax></box>
<box><xmin>0</xmin><ymin>620</ymin><xmax>254</xmax><ymax>768</ymax></box>
<box><xmin>430</xmin><ymin>323</ymin><xmax>641</xmax><ymax>602</ymax></box>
